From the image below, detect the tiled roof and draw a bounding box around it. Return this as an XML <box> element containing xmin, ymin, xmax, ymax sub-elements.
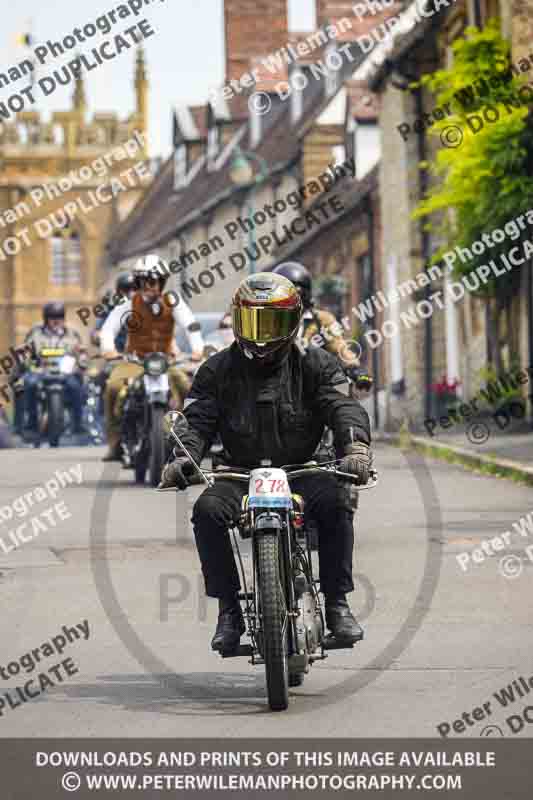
<box><xmin>108</xmin><ymin>39</ymin><xmax>368</xmax><ymax>262</ymax></box>
<box><xmin>269</xmin><ymin>163</ymin><xmax>379</xmax><ymax>264</ymax></box>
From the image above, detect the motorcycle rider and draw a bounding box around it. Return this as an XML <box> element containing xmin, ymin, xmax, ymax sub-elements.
<box><xmin>99</xmin><ymin>254</ymin><xmax>204</xmax><ymax>461</ymax></box>
<box><xmin>22</xmin><ymin>302</ymin><xmax>84</xmax><ymax>439</ymax></box>
<box><xmin>91</xmin><ymin>271</ymin><xmax>136</xmax><ymax>351</ymax></box>
<box><xmin>159</xmin><ymin>272</ymin><xmax>372</xmax><ymax>653</ymax></box>
<box><xmin>272</xmin><ymin>261</ymin><xmax>360</xmax><ymax>370</ymax></box>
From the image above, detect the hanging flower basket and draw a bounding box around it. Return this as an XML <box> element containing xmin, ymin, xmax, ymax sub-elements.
<box><xmin>431</xmin><ymin>376</ymin><xmax>460</xmax><ymax>418</ymax></box>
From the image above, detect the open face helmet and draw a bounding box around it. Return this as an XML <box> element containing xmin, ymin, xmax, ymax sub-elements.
<box><xmin>132</xmin><ymin>254</ymin><xmax>168</xmax><ymax>291</ymax></box>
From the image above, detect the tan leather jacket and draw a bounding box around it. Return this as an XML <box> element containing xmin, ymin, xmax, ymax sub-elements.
<box><xmin>300</xmin><ymin>308</ymin><xmax>358</xmax><ymax>367</ymax></box>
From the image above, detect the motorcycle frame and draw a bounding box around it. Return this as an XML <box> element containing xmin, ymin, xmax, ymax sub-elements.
<box><xmin>234</xmin><ymin>494</ymin><xmax>323</xmax><ymax>671</ymax></box>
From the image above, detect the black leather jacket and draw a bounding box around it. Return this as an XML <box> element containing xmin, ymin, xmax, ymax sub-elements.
<box><xmin>179</xmin><ymin>342</ymin><xmax>370</xmax><ymax>469</ymax></box>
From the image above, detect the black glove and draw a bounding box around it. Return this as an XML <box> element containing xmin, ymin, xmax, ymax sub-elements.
<box><xmin>339</xmin><ymin>442</ymin><xmax>372</xmax><ymax>485</ymax></box>
<box><xmin>158</xmin><ymin>456</ymin><xmax>194</xmax><ymax>490</ymax></box>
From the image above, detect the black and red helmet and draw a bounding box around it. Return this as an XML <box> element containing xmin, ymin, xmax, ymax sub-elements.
<box><xmin>231</xmin><ymin>272</ymin><xmax>302</xmax><ymax>364</ymax></box>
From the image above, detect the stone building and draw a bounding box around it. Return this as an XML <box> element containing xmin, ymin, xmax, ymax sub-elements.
<box><xmin>108</xmin><ymin>1</ymin><xmax>391</xmax><ymax>429</ymax></box>
<box><xmin>0</xmin><ymin>48</ymin><xmax>151</xmax><ymax>372</ymax></box>
<box><xmin>352</xmin><ymin>0</ymin><xmax>532</xmax><ymax>429</ymax></box>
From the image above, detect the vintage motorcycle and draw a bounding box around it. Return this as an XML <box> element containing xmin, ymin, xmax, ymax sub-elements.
<box><xmin>83</xmin><ymin>360</ymin><xmax>106</xmax><ymax>446</ymax></box>
<box><xmin>158</xmin><ymin>411</ymin><xmax>378</xmax><ymax>712</ymax></box>
<box><xmin>119</xmin><ymin>352</ymin><xmax>172</xmax><ymax>487</ymax></box>
<box><xmin>31</xmin><ymin>347</ymin><xmax>79</xmax><ymax>448</ymax></box>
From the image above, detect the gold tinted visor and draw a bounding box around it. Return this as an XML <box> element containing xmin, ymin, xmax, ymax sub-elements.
<box><xmin>232</xmin><ymin>306</ymin><xmax>300</xmax><ymax>343</ymax></box>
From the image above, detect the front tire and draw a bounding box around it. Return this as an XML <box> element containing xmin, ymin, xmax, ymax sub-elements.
<box><xmin>256</xmin><ymin>533</ymin><xmax>289</xmax><ymax>711</ymax></box>
<box><xmin>134</xmin><ymin>460</ymin><xmax>147</xmax><ymax>484</ymax></box>
<box><xmin>148</xmin><ymin>405</ymin><xmax>165</xmax><ymax>487</ymax></box>
<box><xmin>47</xmin><ymin>392</ymin><xmax>64</xmax><ymax>447</ymax></box>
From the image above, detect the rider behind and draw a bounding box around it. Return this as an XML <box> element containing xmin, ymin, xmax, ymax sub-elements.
<box><xmin>99</xmin><ymin>254</ymin><xmax>204</xmax><ymax>461</ymax></box>
<box><xmin>22</xmin><ymin>302</ymin><xmax>84</xmax><ymax>441</ymax></box>
<box><xmin>91</xmin><ymin>271</ymin><xmax>136</xmax><ymax>351</ymax></box>
<box><xmin>159</xmin><ymin>272</ymin><xmax>373</xmax><ymax>654</ymax></box>
<box><xmin>272</xmin><ymin>261</ymin><xmax>358</xmax><ymax>369</ymax></box>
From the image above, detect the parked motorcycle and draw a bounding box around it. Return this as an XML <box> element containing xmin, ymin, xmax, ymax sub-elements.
<box><xmin>120</xmin><ymin>352</ymin><xmax>172</xmax><ymax>487</ymax></box>
<box><xmin>158</xmin><ymin>411</ymin><xmax>378</xmax><ymax>712</ymax></box>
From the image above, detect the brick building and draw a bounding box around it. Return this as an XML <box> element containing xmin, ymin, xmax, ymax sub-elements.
<box><xmin>351</xmin><ymin>0</ymin><xmax>533</xmax><ymax>430</ymax></box>
<box><xmin>108</xmin><ymin>1</ymin><xmax>394</xmax><ymax>427</ymax></box>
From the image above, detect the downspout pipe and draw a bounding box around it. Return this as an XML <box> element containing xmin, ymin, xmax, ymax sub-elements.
<box><xmin>366</xmin><ymin>196</ymin><xmax>380</xmax><ymax>429</ymax></box>
<box><xmin>414</xmin><ymin>85</ymin><xmax>433</xmax><ymax>421</ymax></box>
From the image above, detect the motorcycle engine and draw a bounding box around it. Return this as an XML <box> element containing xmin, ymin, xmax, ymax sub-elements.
<box><xmin>298</xmin><ymin>589</ymin><xmax>323</xmax><ymax>655</ymax></box>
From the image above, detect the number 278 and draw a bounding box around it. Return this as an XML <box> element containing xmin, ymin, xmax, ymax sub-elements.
<box><xmin>255</xmin><ymin>478</ymin><xmax>286</xmax><ymax>493</ymax></box>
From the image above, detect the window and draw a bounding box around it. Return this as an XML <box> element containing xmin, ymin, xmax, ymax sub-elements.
<box><xmin>288</xmin><ymin>0</ymin><xmax>316</xmax><ymax>32</ymax></box>
<box><xmin>207</xmin><ymin>125</ymin><xmax>219</xmax><ymax>169</ymax></box>
<box><xmin>291</xmin><ymin>68</ymin><xmax>305</xmax><ymax>124</ymax></box>
<box><xmin>250</xmin><ymin>105</ymin><xmax>262</xmax><ymax>147</ymax></box>
<box><xmin>325</xmin><ymin>44</ymin><xmax>339</xmax><ymax>97</ymax></box>
<box><xmin>50</xmin><ymin>229</ymin><xmax>82</xmax><ymax>285</ymax></box>
<box><xmin>173</xmin><ymin>144</ymin><xmax>187</xmax><ymax>190</ymax></box>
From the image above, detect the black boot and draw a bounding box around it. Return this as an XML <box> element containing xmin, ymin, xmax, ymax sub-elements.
<box><xmin>325</xmin><ymin>596</ymin><xmax>364</xmax><ymax>643</ymax></box>
<box><xmin>211</xmin><ymin>597</ymin><xmax>245</xmax><ymax>653</ymax></box>
<box><xmin>102</xmin><ymin>433</ymin><xmax>122</xmax><ymax>462</ymax></box>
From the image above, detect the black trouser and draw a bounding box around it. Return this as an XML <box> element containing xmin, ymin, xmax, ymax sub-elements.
<box><xmin>192</xmin><ymin>473</ymin><xmax>355</xmax><ymax>600</ymax></box>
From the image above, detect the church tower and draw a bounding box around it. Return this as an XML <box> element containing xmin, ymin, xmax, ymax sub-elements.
<box><xmin>135</xmin><ymin>47</ymin><xmax>148</xmax><ymax>151</ymax></box>
<box><xmin>0</xmin><ymin>50</ymin><xmax>151</xmax><ymax>405</ymax></box>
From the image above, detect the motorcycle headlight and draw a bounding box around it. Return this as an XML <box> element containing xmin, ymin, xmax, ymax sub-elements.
<box><xmin>144</xmin><ymin>353</ymin><xmax>168</xmax><ymax>376</ymax></box>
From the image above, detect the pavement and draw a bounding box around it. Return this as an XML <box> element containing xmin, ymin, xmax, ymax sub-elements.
<box><xmin>1</xmin><ymin>442</ymin><xmax>533</xmax><ymax>737</ymax></box>
<box><xmin>397</xmin><ymin>423</ymin><xmax>533</xmax><ymax>484</ymax></box>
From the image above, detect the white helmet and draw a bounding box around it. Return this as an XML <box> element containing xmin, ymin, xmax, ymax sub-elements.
<box><xmin>132</xmin><ymin>253</ymin><xmax>169</xmax><ymax>286</ymax></box>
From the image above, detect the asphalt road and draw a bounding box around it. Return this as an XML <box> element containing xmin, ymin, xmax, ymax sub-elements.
<box><xmin>1</xmin><ymin>442</ymin><xmax>532</xmax><ymax>737</ymax></box>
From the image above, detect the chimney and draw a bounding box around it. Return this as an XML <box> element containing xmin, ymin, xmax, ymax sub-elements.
<box><xmin>316</xmin><ymin>0</ymin><xmax>356</xmax><ymax>40</ymax></box>
<box><xmin>224</xmin><ymin>0</ymin><xmax>289</xmax><ymax>84</ymax></box>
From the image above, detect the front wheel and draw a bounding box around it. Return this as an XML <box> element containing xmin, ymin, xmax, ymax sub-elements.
<box><xmin>47</xmin><ymin>391</ymin><xmax>64</xmax><ymax>447</ymax></box>
<box><xmin>256</xmin><ymin>533</ymin><xmax>289</xmax><ymax>711</ymax></box>
<box><xmin>148</xmin><ymin>405</ymin><xmax>165</xmax><ymax>487</ymax></box>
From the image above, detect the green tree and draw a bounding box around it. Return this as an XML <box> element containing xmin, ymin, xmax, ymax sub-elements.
<box><xmin>413</xmin><ymin>20</ymin><xmax>533</xmax><ymax>369</ymax></box>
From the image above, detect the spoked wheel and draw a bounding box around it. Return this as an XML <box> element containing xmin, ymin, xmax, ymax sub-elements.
<box><xmin>47</xmin><ymin>393</ymin><xmax>64</xmax><ymax>447</ymax></box>
<box><xmin>149</xmin><ymin>406</ymin><xmax>165</xmax><ymax>487</ymax></box>
<box><xmin>257</xmin><ymin>532</ymin><xmax>289</xmax><ymax>711</ymax></box>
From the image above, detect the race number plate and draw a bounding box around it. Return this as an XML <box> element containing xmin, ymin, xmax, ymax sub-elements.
<box><xmin>248</xmin><ymin>468</ymin><xmax>292</xmax><ymax>509</ymax></box>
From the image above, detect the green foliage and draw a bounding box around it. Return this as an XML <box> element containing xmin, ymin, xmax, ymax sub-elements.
<box><xmin>476</xmin><ymin>364</ymin><xmax>522</xmax><ymax>402</ymax></box>
<box><xmin>413</xmin><ymin>20</ymin><xmax>533</xmax><ymax>298</ymax></box>
<box><xmin>315</xmin><ymin>275</ymin><xmax>348</xmax><ymax>297</ymax></box>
